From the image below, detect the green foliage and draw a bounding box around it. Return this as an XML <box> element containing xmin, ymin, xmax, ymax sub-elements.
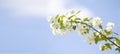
<box><xmin>100</xmin><ymin>43</ymin><xmax>111</xmax><ymax>51</ymax></box>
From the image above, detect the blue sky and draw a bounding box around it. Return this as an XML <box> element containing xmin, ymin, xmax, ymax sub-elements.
<box><xmin>0</xmin><ymin>0</ymin><xmax>120</xmax><ymax>54</ymax></box>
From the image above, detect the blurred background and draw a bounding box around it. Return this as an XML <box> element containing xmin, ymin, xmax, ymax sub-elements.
<box><xmin>0</xmin><ymin>0</ymin><xmax>120</xmax><ymax>54</ymax></box>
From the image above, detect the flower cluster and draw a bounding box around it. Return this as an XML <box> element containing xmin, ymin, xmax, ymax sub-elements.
<box><xmin>48</xmin><ymin>9</ymin><xmax>120</xmax><ymax>52</ymax></box>
<box><xmin>48</xmin><ymin>10</ymin><xmax>81</xmax><ymax>35</ymax></box>
<box><xmin>48</xmin><ymin>16</ymin><xmax>65</xmax><ymax>35</ymax></box>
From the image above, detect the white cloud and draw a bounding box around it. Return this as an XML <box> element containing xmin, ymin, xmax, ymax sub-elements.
<box><xmin>0</xmin><ymin>0</ymin><xmax>94</xmax><ymax>17</ymax></box>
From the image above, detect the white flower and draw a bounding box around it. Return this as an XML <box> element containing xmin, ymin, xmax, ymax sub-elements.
<box><xmin>77</xmin><ymin>25</ymin><xmax>87</xmax><ymax>35</ymax></box>
<box><xmin>47</xmin><ymin>16</ymin><xmax>52</xmax><ymax>22</ymax></box>
<box><xmin>105</xmin><ymin>22</ymin><xmax>115</xmax><ymax>32</ymax></box>
<box><xmin>67</xmin><ymin>28</ymin><xmax>72</xmax><ymax>32</ymax></box>
<box><xmin>58</xmin><ymin>29</ymin><xmax>65</xmax><ymax>35</ymax></box>
<box><xmin>66</xmin><ymin>26</ymin><xmax>73</xmax><ymax>32</ymax></box>
<box><xmin>105</xmin><ymin>27</ymin><xmax>112</xmax><ymax>32</ymax></box>
<box><xmin>85</xmin><ymin>34</ymin><xmax>95</xmax><ymax>44</ymax></box>
<box><xmin>92</xmin><ymin>17</ymin><xmax>102</xmax><ymax>26</ymax></box>
<box><xmin>107</xmin><ymin>22</ymin><xmax>114</xmax><ymax>28</ymax></box>
<box><xmin>52</xmin><ymin>29</ymin><xmax>58</xmax><ymax>35</ymax></box>
<box><xmin>52</xmin><ymin>29</ymin><xmax>65</xmax><ymax>35</ymax></box>
<box><xmin>50</xmin><ymin>23</ymin><xmax>57</xmax><ymax>29</ymax></box>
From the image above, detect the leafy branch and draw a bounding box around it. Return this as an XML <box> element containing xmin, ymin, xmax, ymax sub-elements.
<box><xmin>47</xmin><ymin>9</ymin><xmax>120</xmax><ymax>52</ymax></box>
<box><xmin>77</xmin><ymin>21</ymin><xmax>120</xmax><ymax>49</ymax></box>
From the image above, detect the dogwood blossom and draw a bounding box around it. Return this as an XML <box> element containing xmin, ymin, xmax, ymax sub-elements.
<box><xmin>92</xmin><ymin>17</ymin><xmax>102</xmax><ymax>26</ymax></box>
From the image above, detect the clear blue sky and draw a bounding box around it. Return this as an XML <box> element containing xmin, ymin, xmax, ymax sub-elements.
<box><xmin>0</xmin><ymin>0</ymin><xmax>120</xmax><ymax>54</ymax></box>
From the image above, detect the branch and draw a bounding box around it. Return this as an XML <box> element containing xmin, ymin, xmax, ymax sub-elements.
<box><xmin>77</xmin><ymin>21</ymin><xmax>120</xmax><ymax>48</ymax></box>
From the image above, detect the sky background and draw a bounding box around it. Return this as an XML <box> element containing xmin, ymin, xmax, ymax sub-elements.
<box><xmin>0</xmin><ymin>0</ymin><xmax>120</xmax><ymax>54</ymax></box>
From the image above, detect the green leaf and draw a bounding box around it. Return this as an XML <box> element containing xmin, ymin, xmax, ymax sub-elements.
<box><xmin>55</xmin><ymin>14</ymin><xmax>59</xmax><ymax>19</ymax></box>
<box><xmin>115</xmin><ymin>38</ymin><xmax>120</xmax><ymax>46</ymax></box>
<box><xmin>100</xmin><ymin>45</ymin><xmax>105</xmax><ymax>51</ymax></box>
<box><xmin>58</xmin><ymin>15</ymin><xmax>64</xmax><ymax>30</ymax></box>
<box><xmin>68</xmin><ymin>15</ymin><xmax>74</xmax><ymax>20</ymax></box>
<box><xmin>93</xmin><ymin>32</ymin><xmax>97</xmax><ymax>36</ymax></box>
<box><xmin>74</xmin><ymin>18</ymin><xmax>81</xmax><ymax>21</ymax></box>
<box><xmin>61</xmin><ymin>15</ymin><xmax>65</xmax><ymax>18</ymax></box>
<box><xmin>86</xmin><ymin>28</ymin><xmax>89</xmax><ymax>33</ymax></box>
<box><xmin>58</xmin><ymin>18</ymin><xmax>60</xmax><ymax>23</ymax></box>
<box><xmin>99</xmin><ymin>24</ymin><xmax>103</xmax><ymax>29</ymax></box>
<box><xmin>72</xmin><ymin>26</ymin><xmax>76</xmax><ymax>30</ymax></box>
<box><xmin>115</xmin><ymin>48</ymin><xmax>120</xmax><ymax>52</ymax></box>
<box><xmin>100</xmin><ymin>43</ymin><xmax>111</xmax><ymax>51</ymax></box>
<box><xmin>60</xmin><ymin>25</ymin><xmax>65</xmax><ymax>30</ymax></box>
<box><xmin>95</xmin><ymin>37</ymin><xmax>103</xmax><ymax>44</ymax></box>
<box><xmin>95</xmin><ymin>36</ymin><xmax>99</xmax><ymax>44</ymax></box>
<box><xmin>83</xmin><ymin>18</ymin><xmax>88</xmax><ymax>21</ymax></box>
<box><xmin>59</xmin><ymin>19</ymin><xmax>64</xmax><ymax>30</ymax></box>
<box><xmin>54</xmin><ymin>14</ymin><xmax>59</xmax><ymax>22</ymax></box>
<box><xmin>75</xmin><ymin>10</ymin><xmax>80</xmax><ymax>15</ymax></box>
<box><xmin>104</xmin><ymin>43</ymin><xmax>112</xmax><ymax>49</ymax></box>
<box><xmin>104</xmin><ymin>30</ymin><xmax>111</xmax><ymax>36</ymax></box>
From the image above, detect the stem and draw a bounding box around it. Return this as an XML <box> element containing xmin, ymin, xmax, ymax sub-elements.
<box><xmin>77</xmin><ymin>21</ymin><xmax>120</xmax><ymax>48</ymax></box>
